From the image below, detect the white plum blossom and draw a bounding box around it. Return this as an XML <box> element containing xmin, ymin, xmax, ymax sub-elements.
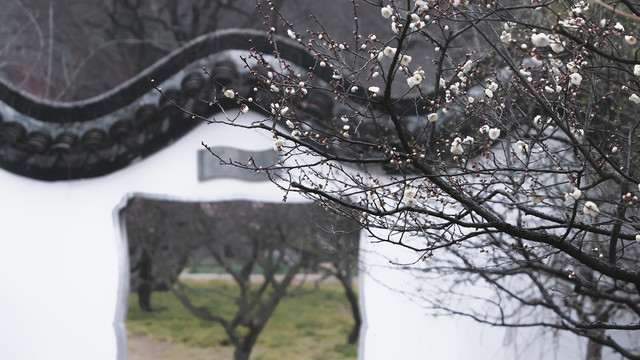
<box><xmin>516</xmin><ymin>140</ymin><xmax>528</xmax><ymax>155</ymax></box>
<box><xmin>571</xmin><ymin>1</ymin><xmax>589</xmax><ymax>14</ymax></box>
<box><xmin>462</xmin><ymin>60</ymin><xmax>473</xmax><ymax>73</ymax></box>
<box><xmin>416</xmin><ymin>0</ymin><xmax>429</xmax><ymax>11</ymax></box>
<box><xmin>451</xmin><ymin>0</ymin><xmax>466</xmax><ymax>7</ymax></box>
<box><xmin>534</xmin><ymin>115</ymin><xmax>543</xmax><ymax>126</ymax></box>
<box><xmin>445</xmin><ymin>89</ymin><xmax>453</xmax><ymax>103</ymax></box>
<box><xmin>381</xmin><ymin>5</ymin><xmax>393</xmax><ymax>18</ymax></box>
<box><xmin>368</xmin><ymin>86</ymin><xmax>380</xmax><ymax>94</ymax></box>
<box><xmin>350</xmin><ymin>86</ymin><xmax>359</xmax><ymax>93</ymax></box>
<box><xmin>559</xmin><ymin>16</ymin><xmax>586</xmax><ymax>29</ymax></box>
<box><xmin>484</xmin><ymin>89</ymin><xmax>494</xmax><ymax>98</ymax></box>
<box><xmin>634</xmin><ymin>64</ymin><xmax>640</xmax><ymax>76</ymax></box>
<box><xmin>531</xmin><ymin>33</ymin><xmax>550</xmax><ymax>47</ymax></box>
<box><xmin>636</xmin><ymin>234</ymin><xmax>640</xmax><ymax>243</ymax></box>
<box><xmin>404</xmin><ymin>197</ymin><xmax>418</xmax><ymax>207</ymax></box>
<box><xmin>567</xmin><ymin>61</ymin><xmax>580</xmax><ymax>73</ymax></box>
<box><xmin>224</xmin><ymin>89</ymin><xmax>235</xmax><ymax>98</ymax></box>
<box><xmin>287</xmin><ymin>29</ymin><xmax>296</xmax><ymax>39</ymax></box>
<box><xmin>564</xmin><ymin>187</ymin><xmax>582</xmax><ymax>202</ymax></box>
<box><xmin>391</xmin><ymin>22</ymin><xmax>401</xmax><ymax>34</ymax></box>
<box><xmin>614</xmin><ymin>22</ymin><xmax>625</xmax><ymax>32</ymax></box>
<box><xmin>427</xmin><ymin>113</ymin><xmax>438</xmax><ymax>122</ymax></box>
<box><xmin>488</xmin><ymin>128</ymin><xmax>501</xmax><ymax>140</ymax></box>
<box><xmin>409</xmin><ymin>20</ymin><xmax>425</xmax><ymax>30</ymax></box>
<box><xmin>550</xmin><ymin>41</ymin><xmax>564</xmax><ymax>53</ymax></box>
<box><xmin>626</xmin><ymin>36</ymin><xmax>637</xmax><ymax>45</ymax></box>
<box><xmin>240</xmin><ymin>104</ymin><xmax>249</xmax><ymax>114</ymax></box>
<box><xmin>383</xmin><ymin>46</ymin><xmax>397</xmax><ymax>58</ymax></box>
<box><xmin>450</xmin><ymin>137</ymin><xmax>464</xmax><ymax>155</ymax></box>
<box><xmin>500</xmin><ymin>31</ymin><xmax>512</xmax><ymax>43</ymax></box>
<box><xmin>479</xmin><ymin>125</ymin><xmax>490</xmax><ymax>134</ymax></box>
<box><xmin>488</xmin><ymin>81</ymin><xmax>498</xmax><ymax>92</ymax></box>
<box><xmin>273</xmin><ymin>138</ymin><xmax>285</xmax><ymax>151</ymax></box>
<box><xmin>550</xmin><ymin>58</ymin><xmax>563</xmax><ymax>68</ymax></box>
<box><xmin>286</xmin><ymin>119</ymin><xmax>295</xmax><ymax>129</ymax></box>
<box><xmin>583</xmin><ymin>201</ymin><xmax>600</xmax><ymax>217</ymax></box>
<box><xmin>531</xmin><ymin>56</ymin><xmax>543</xmax><ymax>66</ymax></box>
<box><xmin>569</xmin><ymin>73</ymin><xmax>582</xmax><ymax>86</ymax></box>
<box><xmin>462</xmin><ymin>136</ymin><xmax>474</xmax><ymax>144</ymax></box>
<box><xmin>404</xmin><ymin>187</ymin><xmax>417</xmax><ymax>199</ymax></box>
<box><xmin>291</xmin><ymin>130</ymin><xmax>302</xmax><ymax>139</ymax></box>
<box><xmin>407</xmin><ymin>73</ymin><xmax>423</xmax><ymax>87</ymax></box>
<box><xmin>401</xmin><ymin>54</ymin><xmax>412</xmax><ymax>66</ymax></box>
<box><xmin>630</xmin><ymin>94</ymin><xmax>640</xmax><ymax>104</ymax></box>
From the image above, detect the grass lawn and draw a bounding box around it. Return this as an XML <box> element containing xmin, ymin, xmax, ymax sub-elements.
<box><xmin>126</xmin><ymin>280</ymin><xmax>358</xmax><ymax>360</ymax></box>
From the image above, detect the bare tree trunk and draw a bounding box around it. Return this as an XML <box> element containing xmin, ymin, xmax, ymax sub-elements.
<box><xmin>233</xmin><ymin>326</ymin><xmax>264</xmax><ymax>360</ymax></box>
<box><xmin>338</xmin><ymin>270</ymin><xmax>361</xmax><ymax>344</ymax></box>
<box><xmin>137</xmin><ymin>251</ymin><xmax>153</xmax><ymax>312</ymax></box>
<box><xmin>233</xmin><ymin>347</ymin><xmax>251</xmax><ymax>360</ymax></box>
<box><xmin>585</xmin><ymin>329</ymin><xmax>604</xmax><ymax>360</ymax></box>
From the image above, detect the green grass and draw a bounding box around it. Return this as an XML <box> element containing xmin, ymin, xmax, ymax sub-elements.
<box><xmin>127</xmin><ymin>280</ymin><xmax>358</xmax><ymax>360</ymax></box>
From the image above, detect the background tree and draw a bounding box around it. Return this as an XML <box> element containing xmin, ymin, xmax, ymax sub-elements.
<box><xmin>193</xmin><ymin>0</ymin><xmax>640</xmax><ymax>358</ymax></box>
<box><xmin>125</xmin><ymin>199</ymin><xmax>360</xmax><ymax>360</ymax></box>
<box><xmin>124</xmin><ymin>198</ymin><xmax>193</xmax><ymax>312</ymax></box>
<box><xmin>0</xmin><ymin>0</ymin><xmax>364</xmax><ymax>101</ymax></box>
<box><xmin>174</xmin><ymin>201</ymin><xmax>359</xmax><ymax>360</ymax></box>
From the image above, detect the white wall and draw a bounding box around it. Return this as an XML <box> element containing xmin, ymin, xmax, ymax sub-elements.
<box><xmin>0</xmin><ymin>112</ymin><xmax>309</xmax><ymax>360</ymax></box>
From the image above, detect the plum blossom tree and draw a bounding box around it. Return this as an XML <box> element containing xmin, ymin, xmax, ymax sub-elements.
<box><xmin>178</xmin><ymin>0</ymin><xmax>640</xmax><ymax>358</ymax></box>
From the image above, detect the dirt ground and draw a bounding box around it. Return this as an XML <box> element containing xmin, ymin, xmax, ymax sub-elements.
<box><xmin>128</xmin><ymin>334</ymin><xmax>233</xmax><ymax>360</ymax></box>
